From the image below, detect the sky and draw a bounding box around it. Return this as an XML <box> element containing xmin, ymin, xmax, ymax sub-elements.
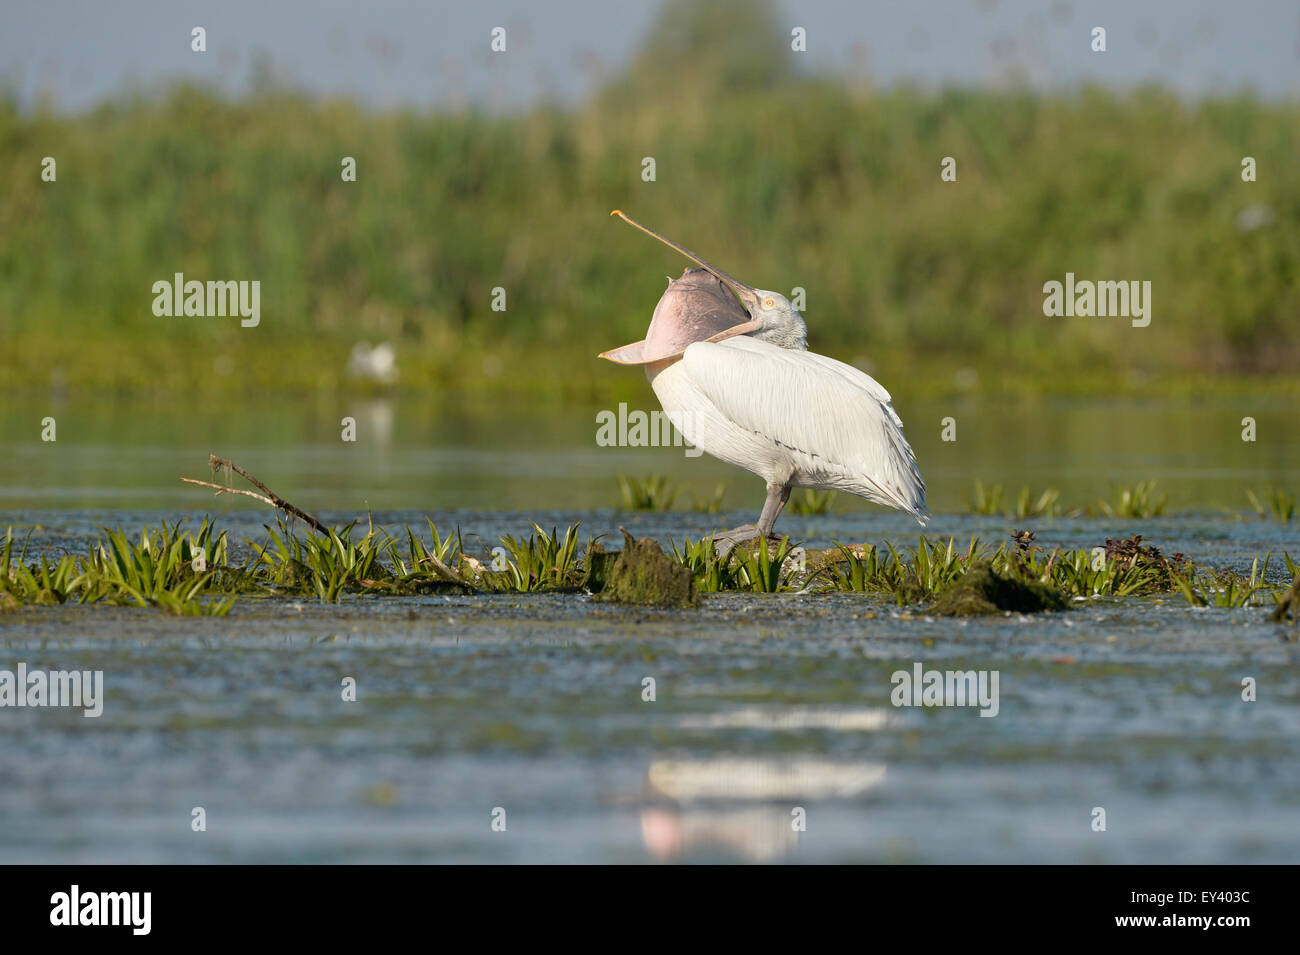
<box><xmin>3</xmin><ymin>0</ymin><xmax>1298</xmax><ymax>113</ymax></box>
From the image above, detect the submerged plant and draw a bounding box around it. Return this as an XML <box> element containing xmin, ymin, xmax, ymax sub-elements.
<box><xmin>967</xmin><ymin>480</ymin><xmax>1004</xmax><ymax>516</ymax></box>
<box><xmin>617</xmin><ymin>474</ymin><xmax>680</xmax><ymax>511</ymax></box>
<box><xmin>1246</xmin><ymin>487</ymin><xmax>1296</xmax><ymax>524</ymax></box>
<box><xmin>967</xmin><ymin>481</ymin><xmax>1064</xmax><ymax>519</ymax></box>
<box><xmin>1013</xmin><ymin>487</ymin><xmax>1062</xmax><ymax>519</ymax></box>
<box><xmin>1092</xmin><ymin>481</ymin><xmax>1167</xmax><ymax>519</ymax></box>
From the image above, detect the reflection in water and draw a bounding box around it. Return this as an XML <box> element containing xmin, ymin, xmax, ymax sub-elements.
<box><xmin>641</xmin><ymin>807</ymin><xmax>801</xmax><ymax>863</ymax></box>
<box><xmin>642</xmin><ymin>756</ymin><xmax>888</xmax><ymax>862</ymax></box>
<box><xmin>676</xmin><ymin>707</ymin><xmax>893</xmax><ymax>732</ymax></box>
<box><xmin>354</xmin><ymin>399</ymin><xmax>395</xmax><ymax>447</ymax></box>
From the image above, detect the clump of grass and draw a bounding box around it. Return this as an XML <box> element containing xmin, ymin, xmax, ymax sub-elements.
<box><xmin>1013</xmin><ymin>486</ymin><xmax>1062</xmax><ymax>519</ymax></box>
<box><xmin>809</xmin><ymin>530</ymin><xmax>1269</xmax><ymax>606</ymax></box>
<box><xmin>1172</xmin><ymin>557</ymin><xmax>1271</xmax><ymax>608</ymax></box>
<box><xmin>1246</xmin><ymin>488</ymin><xmax>1296</xmax><ymax>523</ymax></box>
<box><xmin>1092</xmin><ymin>481</ymin><xmax>1167</xmax><ymax>519</ymax></box>
<box><xmin>248</xmin><ymin>519</ymin><xmax>396</xmax><ymax>602</ymax></box>
<box><xmin>818</xmin><ymin>537</ymin><xmax>977</xmax><ymax>603</ymax></box>
<box><xmin>670</xmin><ymin>537</ymin><xmax>742</xmax><ymax>592</ymax></box>
<box><xmin>787</xmin><ymin>489</ymin><xmax>837</xmax><ymax>515</ymax></box>
<box><xmin>391</xmin><ymin>519</ymin><xmax>464</xmax><ymax>577</ymax></box>
<box><xmin>1</xmin><ymin>529</ymin><xmax>82</xmax><ymax>607</ymax></box>
<box><xmin>729</xmin><ymin>537</ymin><xmax>801</xmax><ymax>592</ymax></box>
<box><xmin>670</xmin><ymin>536</ymin><xmax>802</xmax><ymax>593</ymax></box>
<box><xmin>967</xmin><ymin>480</ymin><xmax>1005</xmax><ymax>516</ymax></box>
<box><xmin>2</xmin><ymin>520</ymin><xmax>238</xmax><ymax>615</ymax></box>
<box><xmin>82</xmin><ymin>523</ymin><xmax>238</xmax><ymax>615</ymax></box>
<box><xmin>967</xmin><ymin>480</ymin><xmax>1066</xmax><ymax>519</ymax></box>
<box><xmin>617</xmin><ymin>474</ymin><xmax>679</xmax><ymax>511</ymax></box>
<box><xmin>479</xmin><ymin>523</ymin><xmax>585</xmax><ymax>592</ymax></box>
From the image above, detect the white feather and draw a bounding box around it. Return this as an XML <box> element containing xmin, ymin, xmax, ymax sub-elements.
<box><xmin>648</xmin><ymin>336</ymin><xmax>928</xmax><ymax>522</ymax></box>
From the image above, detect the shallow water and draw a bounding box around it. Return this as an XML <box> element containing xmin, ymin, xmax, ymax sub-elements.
<box><xmin>2</xmin><ymin>506</ymin><xmax>1298</xmax><ymax>863</ymax></box>
<box><xmin>3</xmin><ymin>393</ymin><xmax>1298</xmax><ymax>513</ymax></box>
<box><xmin>2</xmin><ymin>392</ymin><xmax>1298</xmax><ymax>862</ymax></box>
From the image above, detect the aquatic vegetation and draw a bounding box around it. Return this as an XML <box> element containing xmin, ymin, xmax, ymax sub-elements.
<box><xmin>82</xmin><ymin>523</ymin><xmax>238</xmax><ymax>614</ymax></box>
<box><xmin>1013</xmin><ymin>487</ymin><xmax>1063</xmax><ymax>519</ymax></box>
<box><xmin>1271</xmin><ymin>559</ymin><xmax>1300</xmax><ymax>623</ymax></box>
<box><xmin>1168</xmin><ymin>550</ymin><xmax>1295</xmax><ymax>608</ymax></box>
<box><xmin>248</xmin><ymin>519</ymin><xmax>393</xmax><ymax>602</ymax></box>
<box><xmin>817</xmin><ymin>537</ymin><xmax>979</xmax><ymax>603</ymax></box>
<box><xmin>1</xmin><ymin>530</ymin><xmax>81</xmax><ymax>606</ymax></box>
<box><xmin>616</xmin><ymin>474</ymin><xmax>680</xmax><ymax>511</ymax></box>
<box><xmin>1092</xmin><ymin>481</ymin><xmax>1167</xmax><ymax>519</ymax></box>
<box><xmin>1172</xmin><ymin>564</ymin><xmax>1267</xmax><ymax>608</ymax></box>
<box><xmin>967</xmin><ymin>480</ymin><xmax>1005</xmax><ymax>516</ymax></box>
<box><xmin>728</xmin><ymin>536</ymin><xmax>800</xmax><ymax>593</ymax></box>
<box><xmin>967</xmin><ymin>482</ymin><xmax>1065</xmax><ymax>520</ymax></box>
<box><xmin>2</xmin><ymin>518</ymin><xmax>1285</xmax><ymax>615</ymax></box>
<box><xmin>670</xmin><ymin>537</ymin><xmax>744</xmax><ymax>592</ymax></box>
<box><xmin>1</xmin><ymin>521</ymin><xmax>236</xmax><ymax>615</ymax></box>
<box><xmin>1246</xmin><ymin>487</ymin><xmax>1296</xmax><ymax>523</ymax></box>
<box><xmin>481</xmin><ymin>524</ymin><xmax>585</xmax><ymax>593</ymax></box>
<box><xmin>787</xmin><ymin>490</ymin><xmax>838</xmax><ymax>515</ymax></box>
<box><xmin>392</xmin><ymin>519</ymin><xmax>464</xmax><ymax>575</ymax></box>
<box><xmin>809</xmin><ymin>531</ymin><xmax>1267</xmax><ymax>607</ymax></box>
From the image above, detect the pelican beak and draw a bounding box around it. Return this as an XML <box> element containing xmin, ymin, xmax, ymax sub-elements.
<box><xmin>610</xmin><ymin>210</ymin><xmax>761</xmax><ymax>313</ymax></box>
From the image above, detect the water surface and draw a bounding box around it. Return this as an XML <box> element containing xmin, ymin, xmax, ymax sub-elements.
<box><xmin>1</xmin><ymin>394</ymin><xmax>1297</xmax><ymax>863</ymax></box>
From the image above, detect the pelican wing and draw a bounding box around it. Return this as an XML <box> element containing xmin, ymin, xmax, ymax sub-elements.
<box><xmin>681</xmin><ymin>337</ymin><xmax>928</xmax><ymax>520</ymax></box>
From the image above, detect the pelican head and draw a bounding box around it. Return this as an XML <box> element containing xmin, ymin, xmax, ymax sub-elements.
<box><xmin>601</xmin><ymin>211</ymin><xmax>806</xmax><ymax>364</ymax></box>
<box><xmin>746</xmin><ymin>288</ymin><xmax>807</xmax><ymax>352</ymax></box>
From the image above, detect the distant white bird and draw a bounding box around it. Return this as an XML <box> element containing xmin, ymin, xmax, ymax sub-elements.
<box><xmin>600</xmin><ymin>211</ymin><xmax>927</xmax><ymax>543</ymax></box>
<box><xmin>347</xmin><ymin>341</ymin><xmax>397</xmax><ymax>384</ymax></box>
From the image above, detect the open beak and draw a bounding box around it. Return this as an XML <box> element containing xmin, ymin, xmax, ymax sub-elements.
<box><xmin>609</xmin><ymin>210</ymin><xmax>761</xmax><ymax>313</ymax></box>
<box><xmin>599</xmin><ymin>212</ymin><xmax>763</xmax><ymax>365</ymax></box>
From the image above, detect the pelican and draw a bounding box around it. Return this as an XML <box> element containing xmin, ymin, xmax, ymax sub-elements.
<box><xmin>600</xmin><ymin>210</ymin><xmax>927</xmax><ymax>543</ymax></box>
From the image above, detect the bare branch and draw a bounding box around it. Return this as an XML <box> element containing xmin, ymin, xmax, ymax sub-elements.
<box><xmin>181</xmin><ymin>454</ymin><xmax>476</xmax><ymax>590</ymax></box>
<box><xmin>183</xmin><ymin>454</ymin><xmax>332</xmax><ymax>536</ymax></box>
<box><xmin>180</xmin><ymin>478</ymin><xmax>275</xmax><ymax>507</ymax></box>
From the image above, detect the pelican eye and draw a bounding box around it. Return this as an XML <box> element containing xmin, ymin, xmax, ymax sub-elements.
<box><xmin>763</xmin><ymin>297</ymin><xmax>776</xmax><ymax>308</ymax></box>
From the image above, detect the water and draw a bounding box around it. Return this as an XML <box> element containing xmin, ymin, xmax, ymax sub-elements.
<box><xmin>1</xmin><ymin>396</ymin><xmax>1298</xmax><ymax>862</ymax></box>
<box><xmin>3</xmin><ymin>393</ymin><xmax>1298</xmax><ymax>513</ymax></box>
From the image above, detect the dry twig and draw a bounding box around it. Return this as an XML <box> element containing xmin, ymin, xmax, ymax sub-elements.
<box><xmin>181</xmin><ymin>453</ymin><xmax>475</xmax><ymax>589</ymax></box>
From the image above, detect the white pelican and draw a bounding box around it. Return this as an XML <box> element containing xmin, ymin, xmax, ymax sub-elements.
<box><xmin>600</xmin><ymin>210</ymin><xmax>927</xmax><ymax>543</ymax></box>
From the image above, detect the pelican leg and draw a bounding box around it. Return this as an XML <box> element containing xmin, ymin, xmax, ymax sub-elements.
<box><xmin>712</xmin><ymin>485</ymin><xmax>790</xmax><ymax>545</ymax></box>
<box><xmin>755</xmin><ymin>483</ymin><xmax>792</xmax><ymax>539</ymax></box>
<box><xmin>713</xmin><ymin>484</ymin><xmax>791</xmax><ymax>547</ymax></box>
